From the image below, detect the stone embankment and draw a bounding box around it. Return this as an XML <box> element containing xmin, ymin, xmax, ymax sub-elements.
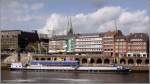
<box><xmin>1</xmin><ymin>53</ymin><xmax>149</xmax><ymax>72</ymax></box>
<box><xmin>1</xmin><ymin>53</ymin><xmax>31</xmax><ymax>69</ymax></box>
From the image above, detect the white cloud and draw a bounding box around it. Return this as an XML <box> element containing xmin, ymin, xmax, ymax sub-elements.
<box><xmin>38</xmin><ymin>14</ymin><xmax>68</xmax><ymax>35</ymax></box>
<box><xmin>38</xmin><ymin>6</ymin><xmax>150</xmax><ymax>35</ymax></box>
<box><xmin>31</xmin><ymin>3</ymin><xmax>44</xmax><ymax>11</ymax></box>
<box><xmin>118</xmin><ymin>10</ymin><xmax>149</xmax><ymax>33</ymax></box>
<box><xmin>1</xmin><ymin>1</ymin><xmax>45</xmax><ymax>22</ymax></box>
<box><xmin>38</xmin><ymin>6</ymin><xmax>149</xmax><ymax>35</ymax></box>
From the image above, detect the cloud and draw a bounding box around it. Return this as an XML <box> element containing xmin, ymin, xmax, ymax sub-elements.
<box><xmin>118</xmin><ymin>10</ymin><xmax>149</xmax><ymax>33</ymax></box>
<box><xmin>1</xmin><ymin>0</ymin><xmax>45</xmax><ymax>22</ymax></box>
<box><xmin>31</xmin><ymin>3</ymin><xmax>44</xmax><ymax>11</ymax></box>
<box><xmin>38</xmin><ymin>6</ymin><xmax>149</xmax><ymax>35</ymax></box>
<box><xmin>38</xmin><ymin>14</ymin><xmax>68</xmax><ymax>35</ymax></box>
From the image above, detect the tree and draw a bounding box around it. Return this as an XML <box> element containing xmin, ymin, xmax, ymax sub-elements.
<box><xmin>26</xmin><ymin>42</ymin><xmax>47</xmax><ymax>53</ymax></box>
<box><xmin>26</xmin><ymin>42</ymin><xmax>38</xmax><ymax>53</ymax></box>
<box><xmin>40</xmin><ymin>46</ymin><xmax>47</xmax><ymax>53</ymax></box>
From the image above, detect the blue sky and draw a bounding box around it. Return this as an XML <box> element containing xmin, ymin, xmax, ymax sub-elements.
<box><xmin>1</xmin><ymin>0</ymin><xmax>149</xmax><ymax>34</ymax></box>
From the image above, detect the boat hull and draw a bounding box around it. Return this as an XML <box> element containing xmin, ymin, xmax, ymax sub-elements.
<box><xmin>9</xmin><ymin>66</ymin><xmax>131</xmax><ymax>73</ymax></box>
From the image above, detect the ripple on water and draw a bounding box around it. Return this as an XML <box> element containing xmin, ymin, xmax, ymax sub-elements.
<box><xmin>2</xmin><ymin>79</ymin><xmax>36</xmax><ymax>83</ymax></box>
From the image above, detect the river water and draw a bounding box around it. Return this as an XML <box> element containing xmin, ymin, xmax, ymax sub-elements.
<box><xmin>1</xmin><ymin>70</ymin><xmax>149</xmax><ymax>83</ymax></box>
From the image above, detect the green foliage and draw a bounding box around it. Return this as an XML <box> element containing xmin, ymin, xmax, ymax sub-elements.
<box><xmin>40</xmin><ymin>46</ymin><xmax>47</xmax><ymax>52</ymax></box>
<box><xmin>26</xmin><ymin>42</ymin><xmax>38</xmax><ymax>52</ymax></box>
<box><xmin>1</xmin><ymin>47</ymin><xmax>5</xmax><ymax>51</ymax></box>
<box><xmin>26</xmin><ymin>42</ymin><xmax>47</xmax><ymax>53</ymax></box>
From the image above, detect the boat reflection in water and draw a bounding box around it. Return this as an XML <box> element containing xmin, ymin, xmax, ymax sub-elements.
<box><xmin>2</xmin><ymin>69</ymin><xmax>149</xmax><ymax>83</ymax></box>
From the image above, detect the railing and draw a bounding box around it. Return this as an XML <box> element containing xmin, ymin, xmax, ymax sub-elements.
<box><xmin>31</xmin><ymin>53</ymin><xmax>112</xmax><ymax>57</ymax></box>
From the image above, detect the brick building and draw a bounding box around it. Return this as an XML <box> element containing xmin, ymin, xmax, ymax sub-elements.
<box><xmin>114</xmin><ymin>36</ymin><xmax>128</xmax><ymax>57</ymax></box>
<box><xmin>127</xmin><ymin>33</ymin><xmax>149</xmax><ymax>57</ymax></box>
<box><xmin>102</xmin><ymin>30</ymin><xmax>123</xmax><ymax>56</ymax></box>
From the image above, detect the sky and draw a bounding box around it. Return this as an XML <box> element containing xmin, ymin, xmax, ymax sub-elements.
<box><xmin>0</xmin><ymin>0</ymin><xmax>150</xmax><ymax>35</ymax></box>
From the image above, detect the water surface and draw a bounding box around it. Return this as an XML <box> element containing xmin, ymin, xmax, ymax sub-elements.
<box><xmin>1</xmin><ymin>70</ymin><xmax>149</xmax><ymax>83</ymax></box>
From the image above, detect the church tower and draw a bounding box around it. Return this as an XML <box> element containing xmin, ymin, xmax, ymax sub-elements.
<box><xmin>67</xmin><ymin>17</ymin><xmax>74</xmax><ymax>36</ymax></box>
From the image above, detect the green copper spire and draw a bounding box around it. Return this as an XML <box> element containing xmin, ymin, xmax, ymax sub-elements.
<box><xmin>67</xmin><ymin>17</ymin><xmax>73</xmax><ymax>36</ymax></box>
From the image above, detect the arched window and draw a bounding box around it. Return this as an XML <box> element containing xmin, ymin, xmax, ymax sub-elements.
<box><xmin>120</xmin><ymin>59</ymin><xmax>126</xmax><ymax>64</ymax></box>
<box><xmin>35</xmin><ymin>58</ymin><xmax>39</xmax><ymax>60</ymax></box>
<box><xmin>128</xmin><ymin>59</ymin><xmax>134</xmax><ymax>64</ymax></box>
<box><xmin>136</xmin><ymin>59</ymin><xmax>142</xmax><ymax>64</ymax></box>
<box><xmin>47</xmin><ymin>58</ymin><xmax>51</xmax><ymax>60</ymax></box>
<box><xmin>54</xmin><ymin>58</ymin><xmax>57</xmax><ymax>61</ymax></box>
<box><xmin>96</xmin><ymin>58</ymin><xmax>102</xmax><ymax>64</ymax></box>
<box><xmin>90</xmin><ymin>58</ymin><xmax>95</xmax><ymax>64</ymax></box>
<box><xmin>41</xmin><ymin>58</ymin><xmax>45</xmax><ymax>61</ymax></box>
<box><xmin>145</xmin><ymin>59</ymin><xmax>149</xmax><ymax>64</ymax></box>
<box><xmin>104</xmin><ymin>59</ymin><xmax>110</xmax><ymax>64</ymax></box>
<box><xmin>82</xmin><ymin>58</ymin><xmax>87</xmax><ymax>64</ymax></box>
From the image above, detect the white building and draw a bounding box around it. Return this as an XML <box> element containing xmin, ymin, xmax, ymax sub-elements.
<box><xmin>75</xmin><ymin>33</ymin><xmax>104</xmax><ymax>54</ymax></box>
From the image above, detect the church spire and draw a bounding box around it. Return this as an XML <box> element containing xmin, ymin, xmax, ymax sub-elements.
<box><xmin>67</xmin><ymin>16</ymin><xmax>74</xmax><ymax>36</ymax></box>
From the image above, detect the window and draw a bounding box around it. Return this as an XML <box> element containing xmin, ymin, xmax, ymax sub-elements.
<box><xmin>137</xmin><ymin>54</ymin><xmax>140</xmax><ymax>57</ymax></box>
<box><xmin>143</xmin><ymin>54</ymin><xmax>146</xmax><ymax>57</ymax></box>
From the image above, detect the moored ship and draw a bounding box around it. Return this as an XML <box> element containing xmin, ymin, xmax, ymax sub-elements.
<box><xmin>9</xmin><ymin>61</ymin><xmax>131</xmax><ymax>73</ymax></box>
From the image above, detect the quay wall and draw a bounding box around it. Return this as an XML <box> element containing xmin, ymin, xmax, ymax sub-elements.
<box><xmin>31</xmin><ymin>54</ymin><xmax>149</xmax><ymax>71</ymax></box>
<box><xmin>1</xmin><ymin>53</ymin><xmax>149</xmax><ymax>71</ymax></box>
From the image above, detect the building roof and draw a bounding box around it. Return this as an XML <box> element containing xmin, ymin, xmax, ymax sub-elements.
<box><xmin>49</xmin><ymin>32</ymin><xmax>105</xmax><ymax>40</ymax></box>
<box><xmin>75</xmin><ymin>32</ymin><xmax>104</xmax><ymax>37</ymax></box>
<box><xmin>105</xmin><ymin>30</ymin><xmax>123</xmax><ymax>36</ymax></box>
<box><xmin>114</xmin><ymin>36</ymin><xmax>127</xmax><ymax>42</ymax></box>
<box><xmin>50</xmin><ymin>35</ymin><xmax>74</xmax><ymax>41</ymax></box>
<box><xmin>1</xmin><ymin>30</ymin><xmax>38</xmax><ymax>34</ymax></box>
<box><xmin>1</xmin><ymin>30</ymin><xmax>21</xmax><ymax>32</ymax></box>
<box><xmin>127</xmin><ymin>33</ymin><xmax>149</xmax><ymax>42</ymax></box>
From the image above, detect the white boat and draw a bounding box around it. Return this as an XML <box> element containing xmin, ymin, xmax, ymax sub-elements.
<box><xmin>9</xmin><ymin>61</ymin><xmax>131</xmax><ymax>72</ymax></box>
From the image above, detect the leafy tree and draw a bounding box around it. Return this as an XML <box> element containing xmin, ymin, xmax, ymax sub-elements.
<box><xmin>40</xmin><ymin>46</ymin><xmax>47</xmax><ymax>53</ymax></box>
<box><xmin>26</xmin><ymin>42</ymin><xmax>47</xmax><ymax>53</ymax></box>
<box><xmin>26</xmin><ymin>42</ymin><xmax>38</xmax><ymax>52</ymax></box>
